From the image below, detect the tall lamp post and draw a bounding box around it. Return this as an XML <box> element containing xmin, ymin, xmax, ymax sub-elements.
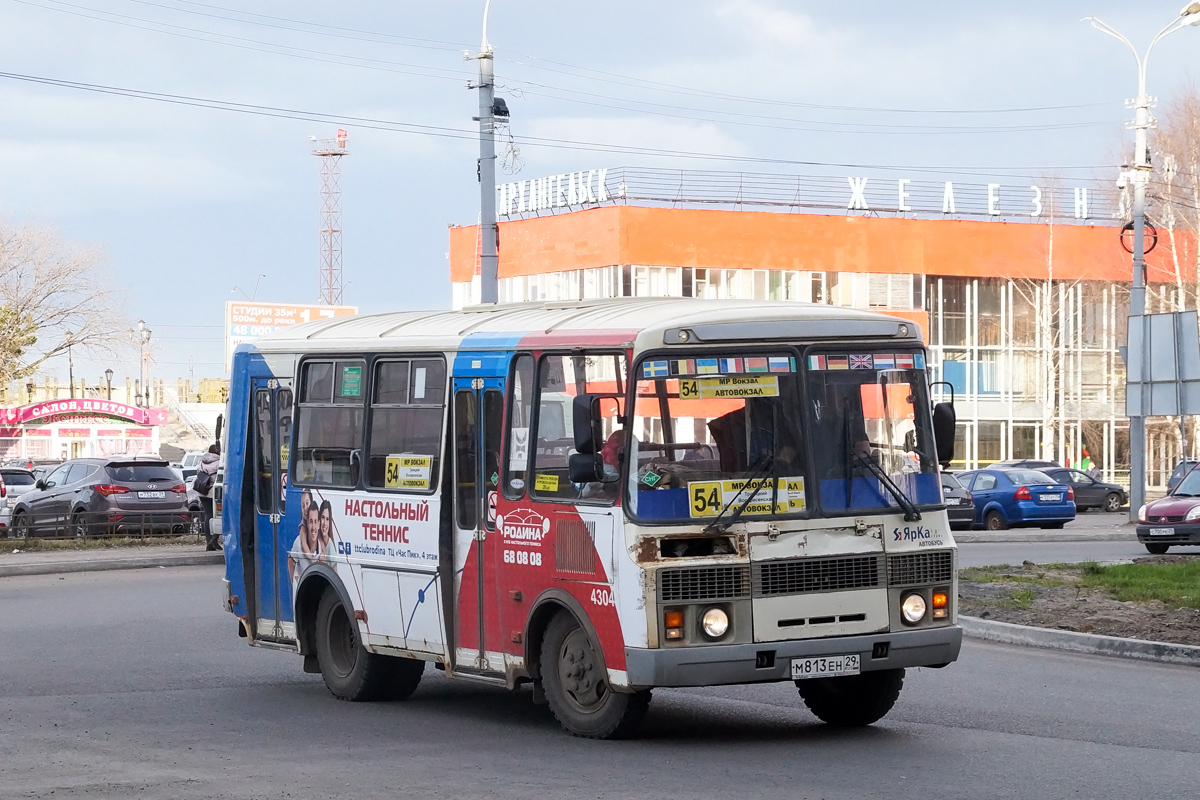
<box><xmin>135</xmin><ymin>320</ymin><xmax>152</xmax><ymax>407</ymax></box>
<box><xmin>1087</xmin><ymin>3</ymin><xmax>1200</xmax><ymax>521</ymax></box>
<box><xmin>66</xmin><ymin>332</ymin><xmax>75</xmax><ymax>399</ymax></box>
<box><xmin>469</xmin><ymin>0</ymin><xmax>508</xmax><ymax>305</ymax></box>
<box><xmin>104</xmin><ymin>368</ymin><xmax>113</xmax><ymax>401</ymax></box>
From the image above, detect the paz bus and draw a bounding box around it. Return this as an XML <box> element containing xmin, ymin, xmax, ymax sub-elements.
<box><xmin>221</xmin><ymin>298</ymin><xmax>961</xmax><ymax>738</ymax></box>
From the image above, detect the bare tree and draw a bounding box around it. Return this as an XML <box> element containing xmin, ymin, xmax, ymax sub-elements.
<box><xmin>1148</xmin><ymin>85</ymin><xmax>1200</xmax><ymax>458</ymax></box>
<box><xmin>0</xmin><ymin>219</ymin><xmax>130</xmax><ymax>390</ymax></box>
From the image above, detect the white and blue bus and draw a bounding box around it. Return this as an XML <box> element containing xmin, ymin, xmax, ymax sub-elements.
<box><xmin>221</xmin><ymin>298</ymin><xmax>960</xmax><ymax>738</ymax></box>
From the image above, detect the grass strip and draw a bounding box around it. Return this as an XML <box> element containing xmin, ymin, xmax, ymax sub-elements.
<box><xmin>1080</xmin><ymin>561</ymin><xmax>1200</xmax><ymax>610</ymax></box>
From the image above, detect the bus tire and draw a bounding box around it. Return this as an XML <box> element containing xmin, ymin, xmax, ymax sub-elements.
<box><xmin>539</xmin><ymin>611</ymin><xmax>650</xmax><ymax>739</ymax></box>
<box><xmin>796</xmin><ymin>668</ymin><xmax>904</xmax><ymax>727</ymax></box>
<box><xmin>314</xmin><ymin>587</ymin><xmax>389</xmax><ymax>702</ymax></box>
<box><xmin>382</xmin><ymin>657</ymin><xmax>425</xmax><ymax>700</ymax></box>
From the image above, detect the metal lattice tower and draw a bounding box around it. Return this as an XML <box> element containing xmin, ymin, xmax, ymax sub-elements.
<box><xmin>312</xmin><ymin>130</ymin><xmax>349</xmax><ymax>305</ymax></box>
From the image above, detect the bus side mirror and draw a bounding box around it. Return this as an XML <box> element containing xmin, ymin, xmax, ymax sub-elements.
<box><xmin>572</xmin><ymin>394</ymin><xmax>602</xmax><ymax>454</ymax></box>
<box><xmin>569</xmin><ymin>453</ymin><xmax>606</xmax><ymax>483</ymax></box>
<box><xmin>932</xmin><ymin>402</ymin><xmax>956</xmax><ymax>469</ymax></box>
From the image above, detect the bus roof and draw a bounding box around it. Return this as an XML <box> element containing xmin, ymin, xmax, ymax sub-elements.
<box><xmin>246</xmin><ymin>297</ymin><xmax>921</xmax><ymax>354</ymax></box>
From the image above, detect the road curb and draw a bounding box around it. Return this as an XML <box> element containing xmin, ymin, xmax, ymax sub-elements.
<box><xmin>0</xmin><ymin>552</ymin><xmax>224</xmax><ymax>578</ymax></box>
<box><xmin>956</xmin><ymin>532</ymin><xmax>1137</xmax><ymax>544</ymax></box>
<box><xmin>960</xmin><ymin>615</ymin><xmax>1200</xmax><ymax>667</ymax></box>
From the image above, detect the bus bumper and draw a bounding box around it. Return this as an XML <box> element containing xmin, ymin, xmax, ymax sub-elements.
<box><xmin>623</xmin><ymin>625</ymin><xmax>961</xmax><ymax>688</ymax></box>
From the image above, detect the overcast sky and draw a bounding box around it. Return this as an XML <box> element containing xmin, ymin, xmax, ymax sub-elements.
<box><xmin>2</xmin><ymin>0</ymin><xmax>1197</xmax><ymax>383</ymax></box>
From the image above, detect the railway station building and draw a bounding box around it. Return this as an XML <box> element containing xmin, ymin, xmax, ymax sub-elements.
<box><xmin>448</xmin><ymin>167</ymin><xmax>1197</xmax><ymax>488</ymax></box>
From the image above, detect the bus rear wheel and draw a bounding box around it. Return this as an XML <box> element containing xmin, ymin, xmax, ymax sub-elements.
<box><xmin>796</xmin><ymin>668</ymin><xmax>904</xmax><ymax>727</ymax></box>
<box><xmin>314</xmin><ymin>588</ymin><xmax>421</xmax><ymax>701</ymax></box>
<box><xmin>539</xmin><ymin>611</ymin><xmax>650</xmax><ymax>739</ymax></box>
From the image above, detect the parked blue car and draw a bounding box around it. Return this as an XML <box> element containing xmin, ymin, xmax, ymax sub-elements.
<box><xmin>955</xmin><ymin>468</ymin><xmax>1076</xmax><ymax>530</ymax></box>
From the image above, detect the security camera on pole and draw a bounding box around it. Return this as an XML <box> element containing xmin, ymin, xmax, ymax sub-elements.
<box><xmin>468</xmin><ymin>0</ymin><xmax>509</xmax><ymax>305</ymax></box>
<box><xmin>1087</xmin><ymin>3</ymin><xmax>1200</xmax><ymax>520</ymax></box>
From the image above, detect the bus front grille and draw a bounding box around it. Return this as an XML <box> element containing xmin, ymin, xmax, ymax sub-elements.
<box><xmin>752</xmin><ymin>554</ymin><xmax>884</xmax><ymax>597</ymax></box>
<box><xmin>659</xmin><ymin>565</ymin><xmax>751</xmax><ymax>602</ymax></box>
<box><xmin>887</xmin><ymin>551</ymin><xmax>954</xmax><ymax>586</ymax></box>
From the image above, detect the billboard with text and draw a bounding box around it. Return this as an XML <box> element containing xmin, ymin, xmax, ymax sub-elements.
<box><xmin>225</xmin><ymin>301</ymin><xmax>357</xmax><ymax>371</ymax></box>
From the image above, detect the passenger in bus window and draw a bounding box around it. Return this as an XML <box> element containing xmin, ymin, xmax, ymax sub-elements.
<box><xmin>582</xmin><ymin>429</ymin><xmax>624</xmax><ymax>500</ymax></box>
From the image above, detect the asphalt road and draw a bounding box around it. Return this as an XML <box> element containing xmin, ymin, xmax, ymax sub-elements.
<box><xmin>2</xmin><ymin>566</ymin><xmax>1199</xmax><ymax>799</ymax></box>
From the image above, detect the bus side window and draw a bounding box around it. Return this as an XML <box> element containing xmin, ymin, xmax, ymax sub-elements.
<box><xmin>503</xmin><ymin>354</ymin><xmax>535</xmax><ymax>499</ymax></box>
<box><xmin>295</xmin><ymin>359</ymin><xmax>365</xmax><ymax>487</ymax></box>
<box><xmin>366</xmin><ymin>358</ymin><xmax>446</xmax><ymax>493</ymax></box>
<box><xmin>531</xmin><ymin>352</ymin><xmax>627</xmax><ymax>504</ymax></box>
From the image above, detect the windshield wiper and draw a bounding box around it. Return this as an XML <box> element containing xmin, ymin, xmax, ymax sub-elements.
<box><xmin>703</xmin><ymin>456</ymin><xmax>776</xmax><ymax>534</ymax></box>
<box><xmin>853</xmin><ymin>450</ymin><xmax>922</xmax><ymax>522</ymax></box>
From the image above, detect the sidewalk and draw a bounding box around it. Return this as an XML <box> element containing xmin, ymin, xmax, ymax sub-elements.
<box><xmin>0</xmin><ymin>543</ymin><xmax>224</xmax><ymax>578</ymax></box>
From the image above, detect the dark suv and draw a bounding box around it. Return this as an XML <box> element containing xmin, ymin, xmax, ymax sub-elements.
<box><xmin>10</xmin><ymin>457</ymin><xmax>191</xmax><ymax>537</ymax></box>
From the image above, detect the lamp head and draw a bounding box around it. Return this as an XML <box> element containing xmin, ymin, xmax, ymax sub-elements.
<box><xmin>105</xmin><ymin>368</ymin><xmax>113</xmax><ymax>382</ymax></box>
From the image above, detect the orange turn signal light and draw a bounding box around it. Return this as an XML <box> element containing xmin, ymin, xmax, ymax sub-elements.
<box><xmin>664</xmin><ymin>610</ymin><xmax>684</xmax><ymax>640</ymax></box>
<box><xmin>932</xmin><ymin>592</ymin><xmax>949</xmax><ymax>608</ymax></box>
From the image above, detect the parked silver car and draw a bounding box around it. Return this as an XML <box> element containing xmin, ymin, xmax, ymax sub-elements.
<box><xmin>1</xmin><ymin>468</ymin><xmax>38</xmax><ymax>536</ymax></box>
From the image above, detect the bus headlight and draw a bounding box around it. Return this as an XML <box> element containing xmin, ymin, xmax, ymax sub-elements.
<box><xmin>901</xmin><ymin>593</ymin><xmax>927</xmax><ymax>624</ymax></box>
<box><xmin>700</xmin><ymin>607</ymin><xmax>730</xmax><ymax>639</ymax></box>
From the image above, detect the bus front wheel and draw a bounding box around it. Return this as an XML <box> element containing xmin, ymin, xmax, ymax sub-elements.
<box><xmin>539</xmin><ymin>611</ymin><xmax>650</xmax><ymax>739</ymax></box>
<box><xmin>315</xmin><ymin>588</ymin><xmax>422</xmax><ymax>701</ymax></box>
<box><xmin>796</xmin><ymin>668</ymin><xmax>904</xmax><ymax>727</ymax></box>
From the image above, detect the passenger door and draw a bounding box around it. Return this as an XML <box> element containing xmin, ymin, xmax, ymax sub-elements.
<box><xmin>450</xmin><ymin>377</ymin><xmax>505</xmax><ymax>674</ymax></box>
<box><xmin>249</xmin><ymin>379</ymin><xmax>293</xmax><ymax>641</ymax></box>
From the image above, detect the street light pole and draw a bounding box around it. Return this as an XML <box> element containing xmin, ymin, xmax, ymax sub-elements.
<box><xmin>472</xmin><ymin>0</ymin><xmax>499</xmax><ymax>304</ymax></box>
<box><xmin>1088</xmin><ymin>4</ymin><xmax>1200</xmax><ymax>520</ymax></box>
<box><xmin>135</xmin><ymin>320</ymin><xmax>152</xmax><ymax>407</ymax></box>
<box><xmin>104</xmin><ymin>368</ymin><xmax>113</xmax><ymax>401</ymax></box>
<box><xmin>66</xmin><ymin>333</ymin><xmax>75</xmax><ymax>399</ymax></box>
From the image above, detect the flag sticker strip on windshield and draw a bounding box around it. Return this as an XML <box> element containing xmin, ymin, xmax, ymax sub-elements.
<box><xmin>745</xmin><ymin>357</ymin><xmax>768</xmax><ymax>372</ymax></box>
<box><xmin>670</xmin><ymin>359</ymin><xmax>695</xmax><ymax>376</ymax></box>
<box><xmin>696</xmin><ymin>358</ymin><xmax>720</xmax><ymax>374</ymax></box>
<box><xmin>769</xmin><ymin>356</ymin><xmax>792</xmax><ymax>372</ymax></box>
<box><xmin>719</xmin><ymin>357</ymin><xmax>743</xmax><ymax>373</ymax></box>
<box><xmin>806</xmin><ymin>353</ymin><xmax>927</xmax><ymax>370</ymax></box>
<box><xmin>643</xmin><ymin>360</ymin><xmax>669</xmax><ymax>377</ymax></box>
<box><xmin>849</xmin><ymin>354</ymin><xmax>873</xmax><ymax>370</ymax></box>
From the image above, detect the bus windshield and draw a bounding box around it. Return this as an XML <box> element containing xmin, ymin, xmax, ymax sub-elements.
<box><xmin>806</xmin><ymin>353</ymin><xmax>940</xmax><ymax>514</ymax></box>
<box><xmin>628</xmin><ymin>350</ymin><xmax>941</xmax><ymax>522</ymax></box>
<box><xmin>628</xmin><ymin>354</ymin><xmax>807</xmax><ymax>522</ymax></box>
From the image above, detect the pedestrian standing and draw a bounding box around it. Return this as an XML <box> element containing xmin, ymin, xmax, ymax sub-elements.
<box><xmin>195</xmin><ymin>444</ymin><xmax>221</xmax><ymax>551</ymax></box>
